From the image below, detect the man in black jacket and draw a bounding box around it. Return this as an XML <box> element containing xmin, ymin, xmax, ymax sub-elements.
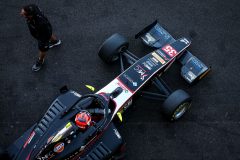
<box><xmin>20</xmin><ymin>4</ymin><xmax>61</xmax><ymax>72</ymax></box>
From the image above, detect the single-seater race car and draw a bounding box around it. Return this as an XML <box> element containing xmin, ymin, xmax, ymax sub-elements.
<box><xmin>2</xmin><ymin>21</ymin><xmax>210</xmax><ymax>160</ymax></box>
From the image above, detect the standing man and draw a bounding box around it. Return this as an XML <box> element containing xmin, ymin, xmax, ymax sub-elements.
<box><xmin>20</xmin><ymin>4</ymin><xmax>61</xmax><ymax>72</ymax></box>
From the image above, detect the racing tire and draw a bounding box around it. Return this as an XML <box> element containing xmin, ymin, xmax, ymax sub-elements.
<box><xmin>98</xmin><ymin>33</ymin><xmax>129</xmax><ymax>64</ymax></box>
<box><xmin>111</xmin><ymin>143</ymin><xmax>126</xmax><ymax>160</ymax></box>
<box><xmin>162</xmin><ymin>89</ymin><xmax>192</xmax><ymax>121</ymax></box>
<box><xmin>0</xmin><ymin>147</ymin><xmax>10</xmax><ymax>160</ymax></box>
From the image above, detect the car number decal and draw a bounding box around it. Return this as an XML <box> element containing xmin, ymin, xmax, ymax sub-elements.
<box><xmin>162</xmin><ymin>44</ymin><xmax>178</xmax><ymax>57</ymax></box>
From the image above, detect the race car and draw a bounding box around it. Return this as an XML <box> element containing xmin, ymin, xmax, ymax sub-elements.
<box><xmin>2</xmin><ymin>21</ymin><xmax>210</xmax><ymax>160</ymax></box>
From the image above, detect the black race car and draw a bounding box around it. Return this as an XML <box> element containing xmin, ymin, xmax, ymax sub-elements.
<box><xmin>2</xmin><ymin>21</ymin><xmax>210</xmax><ymax>160</ymax></box>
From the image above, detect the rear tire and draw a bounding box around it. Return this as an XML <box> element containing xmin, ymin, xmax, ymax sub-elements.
<box><xmin>0</xmin><ymin>147</ymin><xmax>10</xmax><ymax>160</ymax></box>
<box><xmin>162</xmin><ymin>89</ymin><xmax>192</xmax><ymax>121</ymax></box>
<box><xmin>111</xmin><ymin>143</ymin><xmax>126</xmax><ymax>160</ymax></box>
<box><xmin>98</xmin><ymin>33</ymin><xmax>129</xmax><ymax>64</ymax></box>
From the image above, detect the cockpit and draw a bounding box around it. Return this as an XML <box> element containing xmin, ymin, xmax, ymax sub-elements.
<box><xmin>36</xmin><ymin>94</ymin><xmax>113</xmax><ymax>159</ymax></box>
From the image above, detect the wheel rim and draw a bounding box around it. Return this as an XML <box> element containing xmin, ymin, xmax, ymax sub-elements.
<box><xmin>111</xmin><ymin>55</ymin><xmax>119</xmax><ymax>61</ymax></box>
<box><xmin>173</xmin><ymin>102</ymin><xmax>191</xmax><ymax>120</ymax></box>
<box><xmin>118</xmin><ymin>45</ymin><xmax>127</xmax><ymax>52</ymax></box>
<box><xmin>111</xmin><ymin>45</ymin><xmax>127</xmax><ymax>62</ymax></box>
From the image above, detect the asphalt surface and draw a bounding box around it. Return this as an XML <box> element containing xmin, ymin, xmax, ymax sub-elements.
<box><xmin>0</xmin><ymin>0</ymin><xmax>240</xmax><ymax>160</ymax></box>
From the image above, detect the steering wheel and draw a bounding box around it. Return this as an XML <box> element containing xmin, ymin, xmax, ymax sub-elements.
<box><xmin>77</xmin><ymin>94</ymin><xmax>109</xmax><ymax>119</ymax></box>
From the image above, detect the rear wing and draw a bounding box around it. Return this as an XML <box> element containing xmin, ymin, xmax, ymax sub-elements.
<box><xmin>135</xmin><ymin>20</ymin><xmax>211</xmax><ymax>84</ymax></box>
<box><xmin>135</xmin><ymin>20</ymin><xmax>175</xmax><ymax>48</ymax></box>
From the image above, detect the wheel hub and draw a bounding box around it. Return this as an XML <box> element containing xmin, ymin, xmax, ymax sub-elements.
<box><xmin>173</xmin><ymin>102</ymin><xmax>191</xmax><ymax>120</ymax></box>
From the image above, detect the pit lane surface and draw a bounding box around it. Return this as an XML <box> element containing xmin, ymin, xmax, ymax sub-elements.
<box><xmin>0</xmin><ymin>0</ymin><xmax>240</xmax><ymax>159</ymax></box>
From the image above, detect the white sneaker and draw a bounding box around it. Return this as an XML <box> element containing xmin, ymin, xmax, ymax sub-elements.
<box><xmin>49</xmin><ymin>40</ymin><xmax>61</xmax><ymax>48</ymax></box>
<box><xmin>32</xmin><ymin>59</ymin><xmax>45</xmax><ymax>72</ymax></box>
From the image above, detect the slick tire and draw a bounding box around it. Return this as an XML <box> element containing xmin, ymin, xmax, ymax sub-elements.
<box><xmin>0</xmin><ymin>147</ymin><xmax>10</xmax><ymax>160</ymax></box>
<box><xmin>162</xmin><ymin>89</ymin><xmax>192</xmax><ymax>121</ymax></box>
<box><xmin>98</xmin><ymin>33</ymin><xmax>129</xmax><ymax>64</ymax></box>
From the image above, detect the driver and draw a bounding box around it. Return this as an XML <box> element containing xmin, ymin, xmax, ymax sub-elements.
<box><xmin>75</xmin><ymin>110</ymin><xmax>91</xmax><ymax>130</ymax></box>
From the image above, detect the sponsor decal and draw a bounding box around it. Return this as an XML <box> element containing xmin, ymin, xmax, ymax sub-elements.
<box><xmin>187</xmin><ymin>71</ymin><xmax>197</xmax><ymax>81</ymax></box>
<box><xmin>152</xmin><ymin>52</ymin><xmax>166</xmax><ymax>64</ymax></box>
<box><xmin>54</xmin><ymin>142</ymin><xmax>64</xmax><ymax>153</ymax></box>
<box><xmin>47</xmin><ymin>136</ymin><xmax>54</xmax><ymax>144</ymax></box>
<box><xmin>180</xmin><ymin>38</ymin><xmax>190</xmax><ymax>45</ymax></box>
<box><xmin>132</xmin><ymin>82</ymin><xmax>137</xmax><ymax>87</ymax></box>
<box><xmin>134</xmin><ymin>65</ymin><xmax>148</xmax><ymax>81</ymax></box>
<box><xmin>162</xmin><ymin>45</ymin><xmax>177</xmax><ymax>57</ymax></box>
<box><xmin>146</xmin><ymin>59</ymin><xmax>155</xmax><ymax>67</ymax></box>
<box><xmin>142</xmin><ymin>62</ymin><xmax>152</xmax><ymax>70</ymax></box>
<box><xmin>151</xmin><ymin>57</ymin><xmax>159</xmax><ymax>64</ymax></box>
<box><xmin>71</xmin><ymin>91</ymin><xmax>81</xmax><ymax>97</ymax></box>
<box><xmin>51</xmin><ymin>135</ymin><xmax>62</xmax><ymax>143</ymax></box>
<box><xmin>123</xmin><ymin>74</ymin><xmax>138</xmax><ymax>87</ymax></box>
<box><xmin>37</xmin><ymin>151</ymin><xmax>55</xmax><ymax>160</ymax></box>
<box><xmin>156</xmin><ymin>50</ymin><xmax>169</xmax><ymax>61</ymax></box>
<box><xmin>149</xmin><ymin>57</ymin><xmax>160</xmax><ymax>67</ymax></box>
<box><xmin>23</xmin><ymin>131</ymin><xmax>35</xmax><ymax>148</ymax></box>
<box><xmin>114</xmin><ymin>129</ymin><xmax>121</xmax><ymax>139</ymax></box>
<box><xmin>51</xmin><ymin>122</ymin><xmax>73</xmax><ymax>143</ymax></box>
<box><xmin>145</xmin><ymin>33</ymin><xmax>156</xmax><ymax>43</ymax></box>
<box><xmin>155</xmin><ymin>26</ymin><xmax>171</xmax><ymax>40</ymax></box>
<box><xmin>191</xmin><ymin>58</ymin><xmax>203</xmax><ymax>69</ymax></box>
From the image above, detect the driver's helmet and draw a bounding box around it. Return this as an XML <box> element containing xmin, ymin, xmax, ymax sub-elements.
<box><xmin>75</xmin><ymin>110</ymin><xmax>91</xmax><ymax>129</ymax></box>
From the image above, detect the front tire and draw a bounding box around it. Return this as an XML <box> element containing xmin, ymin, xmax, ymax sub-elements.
<box><xmin>98</xmin><ymin>33</ymin><xmax>129</xmax><ymax>64</ymax></box>
<box><xmin>162</xmin><ymin>89</ymin><xmax>192</xmax><ymax>121</ymax></box>
<box><xmin>0</xmin><ymin>147</ymin><xmax>10</xmax><ymax>160</ymax></box>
